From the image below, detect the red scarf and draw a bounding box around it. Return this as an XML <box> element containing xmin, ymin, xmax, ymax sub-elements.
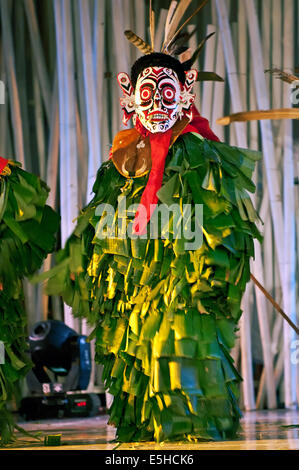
<box><xmin>132</xmin><ymin>129</ymin><xmax>172</xmax><ymax>235</ymax></box>
<box><xmin>132</xmin><ymin>106</ymin><xmax>219</xmax><ymax>235</ymax></box>
<box><xmin>0</xmin><ymin>156</ymin><xmax>8</xmax><ymax>175</ymax></box>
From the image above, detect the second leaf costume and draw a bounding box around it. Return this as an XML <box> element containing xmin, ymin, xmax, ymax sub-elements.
<box><xmin>0</xmin><ymin>157</ymin><xmax>59</xmax><ymax>444</ymax></box>
<box><xmin>44</xmin><ymin>49</ymin><xmax>261</xmax><ymax>441</ymax></box>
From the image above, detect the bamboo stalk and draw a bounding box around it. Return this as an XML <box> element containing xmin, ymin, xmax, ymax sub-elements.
<box><xmin>200</xmin><ymin>24</ymin><xmax>216</xmax><ymax>124</ymax></box>
<box><xmin>77</xmin><ymin>0</ymin><xmax>102</xmax><ymax>203</ymax></box>
<box><xmin>244</xmin><ymin>0</ymin><xmax>284</xmax><ymax>277</ymax></box>
<box><xmin>73</xmin><ymin>0</ymin><xmax>88</xmax><ymax>208</ymax></box>
<box><xmin>228</xmin><ymin>22</ymin><xmax>238</xmax><ymax>148</ymax></box>
<box><xmin>14</xmin><ymin>1</ymin><xmax>31</xmax><ymax>171</ymax></box>
<box><xmin>23</xmin><ymin>0</ymin><xmax>52</xmax><ymax>125</ymax></box>
<box><xmin>41</xmin><ymin>73</ymin><xmax>59</xmax><ymax>321</ymax></box>
<box><xmin>134</xmin><ymin>0</ymin><xmax>146</xmax><ymax>61</ymax></box>
<box><xmin>251</xmin><ymin>252</ymin><xmax>277</xmax><ymax>409</ymax></box>
<box><xmin>211</xmin><ymin>27</ymin><xmax>225</xmax><ymax>141</ymax></box>
<box><xmin>244</xmin><ymin>1</ymin><xmax>299</xmax><ymax>409</ymax></box>
<box><xmin>155</xmin><ymin>9</ymin><xmax>168</xmax><ymax>52</ymax></box>
<box><xmin>256</xmin><ymin>315</ymin><xmax>283</xmax><ymax>409</ymax></box>
<box><xmin>111</xmin><ymin>0</ymin><xmax>130</xmax><ymax>136</ymax></box>
<box><xmin>0</xmin><ymin>61</ymin><xmax>8</xmax><ymax>156</ymax></box>
<box><xmin>54</xmin><ymin>0</ymin><xmax>79</xmax><ymax>329</ymax></box>
<box><xmin>214</xmin><ymin>0</ymin><xmax>255</xmax><ymax>410</ymax></box>
<box><xmin>93</xmin><ymin>0</ymin><xmax>110</xmax><ymax>160</ymax></box>
<box><xmin>33</xmin><ymin>74</ymin><xmax>46</xmax><ymax>181</ymax></box>
<box><xmin>46</xmin><ymin>72</ymin><xmax>59</xmax><ymax>210</ymax></box>
<box><xmin>216</xmin><ymin>0</ymin><xmax>279</xmax><ymax>410</ymax></box>
<box><xmin>239</xmin><ymin>286</ymin><xmax>256</xmax><ymax>410</ymax></box>
<box><xmin>270</xmin><ymin>0</ymin><xmax>284</xmax><ymax>177</ymax></box>
<box><xmin>262</xmin><ymin>0</ymin><xmax>271</xmax><ymax>92</ymax></box>
<box><xmin>282</xmin><ymin>0</ymin><xmax>297</xmax><ymax>409</ymax></box>
<box><xmin>187</xmin><ymin>24</ymin><xmax>201</xmax><ymax>111</ymax></box>
<box><xmin>0</xmin><ymin>2</ymin><xmax>25</xmax><ymax>167</ymax></box>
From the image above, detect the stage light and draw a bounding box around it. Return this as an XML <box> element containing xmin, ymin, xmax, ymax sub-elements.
<box><xmin>20</xmin><ymin>320</ymin><xmax>101</xmax><ymax>420</ymax></box>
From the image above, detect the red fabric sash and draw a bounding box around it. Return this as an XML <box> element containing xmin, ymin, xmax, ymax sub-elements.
<box><xmin>0</xmin><ymin>156</ymin><xmax>8</xmax><ymax>175</ymax></box>
<box><xmin>132</xmin><ymin>107</ymin><xmax>220</xmax><ymax>235</ymax></box>
<box><xmin>132</xmin><ymin>129</ymin><xmax>172</xmax><ymax>235</ymax></box>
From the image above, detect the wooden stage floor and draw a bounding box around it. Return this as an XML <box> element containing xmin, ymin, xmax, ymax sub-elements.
<box><xmin>2</xmin><ymin>409</ymin><xmax>299</xmax><ymax>451</ymax></box>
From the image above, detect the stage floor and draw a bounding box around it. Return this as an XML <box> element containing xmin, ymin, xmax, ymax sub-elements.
<box><xmin>2</xmin><ymin>409</ymin><xmax>299</xmax><ymax>450</ymax></box>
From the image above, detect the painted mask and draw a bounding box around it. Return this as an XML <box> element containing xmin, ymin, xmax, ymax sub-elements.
<box><xmin>134</xmin><ymin>67</ymin><xmax>181</xmax><ymax>133</ymax></box>
<box><xmin>117</xmin><ymin>66</ymin><xmax>197</xmax><ymax>133</ymax></box>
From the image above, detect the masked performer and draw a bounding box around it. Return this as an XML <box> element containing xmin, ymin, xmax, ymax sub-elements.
<box><xmin>0</xmin><ymin>157</ymin><xmax>59</xmax><ymax>444</ymax></box>
<box><xmin>44</xmin><ymin>12</ymin><xmax>262</xmax><ymax>443</ymax></box>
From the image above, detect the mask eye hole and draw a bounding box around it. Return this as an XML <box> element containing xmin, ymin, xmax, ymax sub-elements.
<box><xmin>139</xmin><ymin>86</ymin><xmax>153</xmax><ymax>103</ymax></box>
<box><xmin>161</xmin><ymin>86</ymin><xmax>175</xmax><ymax>103</ymax></box>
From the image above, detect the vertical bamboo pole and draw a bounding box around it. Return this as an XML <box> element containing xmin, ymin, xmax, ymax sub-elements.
<box><xmin>187</xmin><ymin>24</ymin><xmax>201</xmax><ymax>112</ymax></box>
<box><xmin>14</xmin><ymin>1</ymin><xmax>31</xmax><ymax>171</ymax></box>
<box><xmin>216</xmin><ymin>0</ymin><xmax>278</xmax><ymax>410</ymax></box>
<box><xmin>239</xmin><ymin>284</ymin><xmax>255</xmax><ymax>410</ymax></box>
<box><xmin>0</xmin><ymin>2</ymin><xmax>25</xmax><ymax>167</ymax></box>
<box><xmin>271</xmin><ymin>0</ymin><xmax>283</xmax><ymax>169</ymax></box>
<box><xmin>214</xmin><ymin>0</ymin><xmax>247</xmax><ymax>144</ymax></box>
<box><xmin>245</xmin><ymin>0</ymin><xmax>296</xmax><ymax>408</ymax></box>
<box><xmin>244</xmin><ymin>0</ymin><xmax>284</xmax><ymax>276</ymax></box>
<box><xmin>282</xmin><ymin>0</ymin><xmax>297</xmax><ymax>409</ymax></box>
<box><xmin>211</xmin><ymin>28</ymin><xmax>225</xmax><ymax>141</ymax></box>
<box><xmin>245</xmin><ymin>0</ymin><xmax>277</xmax><ymax>410</ymax></box>
<box><xmin>134</xmin><ymin>0</ymin><xmax>146</xmax><ymax>61</ymax></box>
<box><xmin>262</xmin><ymin>0</ymin><xmax>271</xmax><ymax>90</ymax></box>
<box><xmin>77</xmin><ymin>0</ymin><xmax>102</xmax><ymax>203</ymax></box>
<box><xmin>271</xmin><ymin>1</ymin><xmax>284</xmax><ymax>329</ymax></box>
<box><xmin>111</xmin><ymin>0</ymin><xmax>130</xmax><ymax>136</ymax></box>
<box><xmin>200</xmin><ymin>24</ymin><xmax>216</xmax><ymax>123</ymax></box>
<box><xmin>248</xmin><ymin>21</ymin><xmax>274</xmax><ymax>409</ymax></box>
<box><xmin>228</xmin><ymin>20</ymin><xmax>241</xmax><ymax>384</ymax></box>
<box><xmin>33</xmin><ymin>75</ymin><xmax>46</xmax><ymax>181</ymax></box>
<box><xmin>214</xmin><ymin>0</ymin><xmax>255</xmax><ymax>411</ymax></box>
<box><xmin>54</xmin><ymin>0</ymin><xmax>79</xmax><ymax>328</ymax></box>
<box><xmin>73</xmin><ymin>1</ymin><xmax>88</xmax><ymax>208</ymax></box>
<box><xmin>46</xmin><ymin>73</ymin><xmax>59</xmax><ymax>210</ymax></box>
<box><xmin>23</xmin><ymin>0</ymin><xmax>51</xmax><ymax>125</ymax></box>
<box><xmin>93</xmin><ymin>0</ymin><xmax>110</xmax><ymax>160</ymax></box>
<box><xmin>154</xmin><ymin>9</ymin><xmax>168</xmax><ymax>52</ymax></box>
<box><xmin>41</xmin><ymin>74</ymin><xmax>60</xmax><ymax>322</ymax></box>
<box><xmin>0</xmin><ymin>59</ymin><xmax>8</xmax><ymax>156</ymax></box>
<box><xmin>251</xmin><ymin>246</ymin><xmax>277</xmax><ymax>410</ymax></box>
<box><xmin>232</xmin><ymin>0</ymin><xmax>248</xmax><ymax>370</ymax></box>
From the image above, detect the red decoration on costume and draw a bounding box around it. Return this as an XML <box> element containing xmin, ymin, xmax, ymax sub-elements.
<box><xmin>181</xmin><ymin>105</ymin><xmax>220</xmax><ymax>142</ymax></box>
<box><xmin>132</xmin><ymin>129</ymin><xmax>172</xmax><ymax>236</ymax></box>
<box><xmin>109</xmin><ymin>110</ymin><xmax>219</xmax><ymax>235</ymax></box>
<box><xmin>135</xmin><ymin>116</ymin><xmax>150</xmax><ymax>138</ymax></box>
<box><xmin>0</xmin><ymin>156</ymin><xmax>8</xmax><ymax>175</ymax></box>
<box><xmin>132</xmin><ymin>108</ymin><xmax>220</xmax><ymax>235</ymax></box>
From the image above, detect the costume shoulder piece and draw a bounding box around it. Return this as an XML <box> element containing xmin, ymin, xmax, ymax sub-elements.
<box><xmin>111</xmin><ymin>117</ymin><xmax>191</xmax><ymax>178</ymax></box>
<box><xmin>112</xmin><ymin>128</ymin><xmax>151</xmax><ymax>178</ymax></box>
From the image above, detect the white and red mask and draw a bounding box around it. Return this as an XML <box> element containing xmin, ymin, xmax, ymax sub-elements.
<box><xmin>118</xmin><ymin>66</ymin><xmax>198</xmax><ymax>133</ymax></box>
<box><xmin>134</xmin><ymin>67</ymin><xmax>181</xmax><ymax>133</ymax></box>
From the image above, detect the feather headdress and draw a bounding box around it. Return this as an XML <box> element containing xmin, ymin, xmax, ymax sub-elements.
<box><xmin>124</xmin><ymin>0</ymin><xmax>223</xmax><ymax>83</ymax></box>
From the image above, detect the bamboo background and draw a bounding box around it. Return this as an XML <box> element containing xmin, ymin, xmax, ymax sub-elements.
<box><xmin>0</xmin><ymin>0</ymin><xmax>298</xmax><ymax>409</ymax></box>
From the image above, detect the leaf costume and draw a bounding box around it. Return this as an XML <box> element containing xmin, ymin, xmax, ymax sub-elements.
<box><xmin>44</xmin><ymin>116</ymin><xmax>261</xmax><ymax>442</ymax></box>
<box><xmin>0</xmin><ymin>157</ymin><xmax>60</xmax><ymax>444</ymax></box>
<box><xmin>39</xmin><ymin>4</ymin><xmax>262</xmax><ymax>441</ymax></box>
